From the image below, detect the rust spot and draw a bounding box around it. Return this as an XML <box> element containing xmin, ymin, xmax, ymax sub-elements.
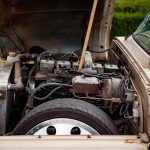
<box><xmin>0</xmin><ymin>90</ymin><xmax>6</xmax><ymax>100</ymax></box>
<box><xmin>72</xmin><ymin>83</ymin><xmax>98</xmax><ymax>95</ymax></box>
<box><xmin>87</xmin><ymin>135</ymin><xmax>91</xmax><ymax>139</ymax></box>
<box><xmin>0</xmin><ymin>93</ymin><xmax>2</xmax><ymax>97</ymax></box>
<box><xmin>124</xmin><ymin>139</ymin><xmax>134</xmax><ymax>144</ymax></box>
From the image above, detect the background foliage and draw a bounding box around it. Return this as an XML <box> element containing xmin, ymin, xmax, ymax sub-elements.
<box><xmin>111</xmin><ymin>0</ymin><xmax>150</xmax><ymax>38</ymax></box>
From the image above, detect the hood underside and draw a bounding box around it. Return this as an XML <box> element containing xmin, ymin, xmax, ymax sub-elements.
<box><xmin>0</xmin><ymin>0</ymin><xmax>115</xmax><ymax>56</ymax></box>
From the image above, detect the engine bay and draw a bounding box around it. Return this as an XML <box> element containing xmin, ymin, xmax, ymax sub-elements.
<box><xmin>0</xmin><ymin>0</ymin><xmax>142</xmax><ymax>136</ymax></box>
<box><xmin>0</xmin><ymin>47</ymin><xmax>140</xmax><ymax>135</ymax></box>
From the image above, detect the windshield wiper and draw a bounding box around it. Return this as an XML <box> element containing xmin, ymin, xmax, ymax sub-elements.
<box><xmin>139</xmin><ymin>32</ymin><xmax>150</xmax><ymax>39</ymax></box>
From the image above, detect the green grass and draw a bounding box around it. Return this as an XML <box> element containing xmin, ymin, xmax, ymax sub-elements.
<box><xmin>115</xmin><ymin>0</ymin><xmax>150</xmax><ymax>13</ymax></box>
<box><xmin>111</xmin><ymin>0</ymin><xmax>150</xmax><ymax>37</ymax></box>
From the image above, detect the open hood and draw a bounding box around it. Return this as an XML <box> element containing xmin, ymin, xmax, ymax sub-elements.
<box><xmin>0</xmin><ymin>0</ymin><xmax>115</xmax><ymax>57</ymax></box>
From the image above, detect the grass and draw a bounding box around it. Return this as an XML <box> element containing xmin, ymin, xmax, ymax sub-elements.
<box><xmin>111</xmin><ymin>0</ymin><xmax>150</xmax><ymax>37</ymax></box>
<box><xmin>115</xmin><ymin>0</ymin><xmax>150</xmax><ymax>13</ymax></box>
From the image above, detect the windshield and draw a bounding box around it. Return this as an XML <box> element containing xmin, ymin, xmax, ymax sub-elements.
<box><xmin>133</xmin><ymin>12</ymin><xmax>150</xmax><ymax>54</ymax></box>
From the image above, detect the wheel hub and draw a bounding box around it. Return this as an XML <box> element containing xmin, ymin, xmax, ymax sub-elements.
<box><xmin>26</xmin><ymin>118</ymin><xmax>99</xmax><ymax>135</ymax></box>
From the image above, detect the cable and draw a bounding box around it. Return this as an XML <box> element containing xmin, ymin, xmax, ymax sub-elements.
<box><xmin>124</xmin><ymin>75</ymin><xmax>135</xmax><ymax>92</ymax></box>
<box><xmin>25</xmin><ymin>83</ymin><xmax>73</xmax><ymax>112</ymax></box>
<box><xmin>118</xmin><ymin>71</ymin><xmax>133</xmax><ymax>116</ymax></box>
<box><xmin>72</xmin><ymin>92</ymin><xmax>115</xmax><ymax>101</ymax></box>
<box><xmin>118</xmin><ymin>76</ymin><xmax>126</xmax><ymax>102</ymax></box>
<box><xmin>34</xmin><ymin>86</ymin><xmax>62</xmax><ymax>100</ymax></box>
<box><xmin>26</xmin><ymin>51</ymin><xmax>54</xmax><ymax>87</ymax></box>
<box><xmin>38</xmin><ymin>51</ymin><xmax>54</xmax><ymax>60</ymax></box>
<box><xmin>31</xmin><ymin>83</ymin><xmax>72</xmax><ymax>98</ymax></box>
<box><xmin>69</xmin><ymin>70</ymin><xmax>121</xmax><ymax>79</ymax></box>
<box><xmin>26</xmin><ymin>60</ymin><xmax>40</xmax><ymax>88</ymax></box>
<box><xmin>118</xmin><ymin>71</ymin><xmax>132</xmax><ymax>102</ymax></box>
<box><xmin>118</xmin><ymin>76</ymin><xmax>129</xmax><ymax>115</ymax></box>
<box><xmin>119</xmin><ymin>102</ymin><xmax>129</xmax><ymax>116</ymax></box>
<box><xmin>88</xmin><ymin>49</ymin><xmax>111</xmax><ymax>53</ymax></box>
<box><xmin>60</xmin><ymin>52</ymin><xmax>79</xmax><ymax>61</ymax></box>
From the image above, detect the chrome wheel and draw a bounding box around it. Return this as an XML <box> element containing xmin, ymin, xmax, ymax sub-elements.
<box><xmin>26</xmin><ymin>118</ymin><xmax>99</xmax><ymax>135</ymax></box>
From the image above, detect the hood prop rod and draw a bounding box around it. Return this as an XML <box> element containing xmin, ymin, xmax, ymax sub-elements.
<box><xmin>78</xmin><ymin>0</ymin><xmax>98</xmax><ymax>71</ymax></box>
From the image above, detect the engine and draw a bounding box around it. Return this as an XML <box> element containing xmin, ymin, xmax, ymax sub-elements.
<box><xmin>0</xmin><ymin>49</ymin><xmax>139</xmax><ymax>135</ymax></box>
<box><xmin>29</xmin><ymin>51</ymin><xmax>122</xmax><ymax>105</ymax></box>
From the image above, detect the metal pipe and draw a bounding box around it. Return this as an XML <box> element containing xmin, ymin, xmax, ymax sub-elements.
<box><xmin>14</xmin><ymin>61</ymin><xmax>21</xmax><ymax>79</ymax></box>
<box><xmin>8</xmin><ymin>61</ymin><xmax>24</xmax><ymax>91</ymax></box>
<box><xmin>18</xmin><ymin>54</ymin><xmax>39</xmax><ymax>61</ymax></box>
<box><xmin>8</xmin><ymin>54</ymin><xmax>39</xmax><ymax>91</ymax></box>
<box><xmin>34</xmin><ymin>86</ymin><xmax>62</xmax><ymax>101</ymax></box>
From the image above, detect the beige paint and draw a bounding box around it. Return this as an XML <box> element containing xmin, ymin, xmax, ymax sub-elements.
<box><xmin>0</xmin><ymin>135</ymin><xmax>148</xmax><ymax>150</ymax></box>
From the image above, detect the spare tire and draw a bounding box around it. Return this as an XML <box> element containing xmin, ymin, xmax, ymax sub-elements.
<box><xmin>13</xmin><ymin>98</ymin><xmax>118</xmax><ymax>135</ymax></box>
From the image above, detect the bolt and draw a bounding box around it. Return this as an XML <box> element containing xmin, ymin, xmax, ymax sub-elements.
<box><xmin>47</xmin><ymin>126</ymin><xmax>56</xmax><ymax>135</ymax></box>
<box><xmin>71</xmin><ymin>127</ymin><xmax>81</xmax><ymax>135</ymax></box>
